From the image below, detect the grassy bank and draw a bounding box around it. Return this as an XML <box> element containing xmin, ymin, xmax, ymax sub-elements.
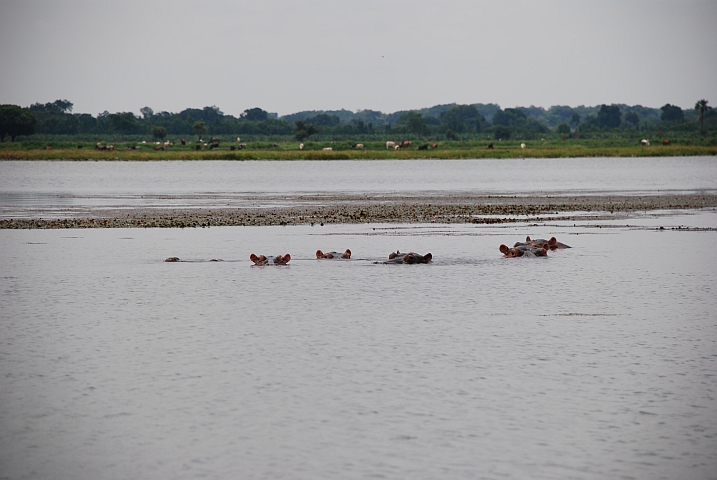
<box><xmin>1</xmin><ymin>140</ymin><xmax>716</xmax><ymax>160</ymax></box>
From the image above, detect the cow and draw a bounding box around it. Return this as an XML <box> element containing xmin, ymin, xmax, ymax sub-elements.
<box><xmin>237</xmin><ymin>143</ymin><xmax>247</xmax><ymax>149</ymax></box>
<box><xmin>487</xmin><ymin>143</ymin><xmax>494</xmax><ymax>149</ymax></box>
<box><xmin>418</xmin><ymin>144</ymin><xmax>429</xmax><ymax>150</ymax></box>
<box><xmin>323</xmin><ymin>147</ymin><xmax>333</xmax><ymax>151</ymax></box>
<box><xmin>386</xmin><ymin>141</ymin><xmax>396</xmax><ymax>149</ymax></box>
<box><xmin>180</xmin><ymin>138</ymin><xmax>186</xmax><ymax>145</ymax></box>
<box><xmin>153</xmin><ymin>145</ymin><xmax>164</xmax><ymax>151</ymax></box>
<box><xmin>640</xmin><ymin>139</ymin><xmax>650</xmax><ymax>146</ymax></box>
<box><xmin>164</xmin><ymin>140</ymin><xmax>171</xmax><ymax>148</ymax></box>
<box><xmin>399</xmin><ymin>141</ymin><xmax>412</xmax><ymax>148</ymax></box>
<box><xmin>431</xmin><ymin>144</ymin><xmax>438</xmax><ymax>149</ymax></box>
<box><xmin>45</xmin><ymin>146</ymin><xmax>53</xmax><ymax>150</ymax></box>
<box><xmin>662</xmin><ymin>139</ymin><xmax>671</xmax><ymax>145</ymax></box>
<box><xmin>352</xmin><ymin>143</ymin><xmax>364</xmax><ymax>149</ymax></box>
<box><xmin>299</xmin><ymin>143</ymin><xmax>304</xmax><ymax>150</ymax></box>
<box><xmin>520</xmin><ymin>143</ymin><xmax>526</xmax><ymax>149</ymax></box>
<box><xmin>229</xmin><ymin>146</ymin><xmax>236</xmax><ymax>151</ymax></box>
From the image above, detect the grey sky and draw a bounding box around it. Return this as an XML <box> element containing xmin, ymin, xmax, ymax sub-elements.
<box><xmin>1</xmin><ymin>0</ymin><xmax>715</xmax><ymax>117</ymax></box>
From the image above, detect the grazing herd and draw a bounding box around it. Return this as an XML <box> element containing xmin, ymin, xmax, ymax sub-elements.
<box><xmin>164</xmin><ymin>236</ymin><xmax>571</xmax><ymax>265</ymax></box>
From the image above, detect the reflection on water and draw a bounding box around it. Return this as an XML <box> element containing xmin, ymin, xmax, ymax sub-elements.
<box><xmin>1</xmin><ymin>213</ymin><xmax>716</xmax><ymax>479</ymax></box>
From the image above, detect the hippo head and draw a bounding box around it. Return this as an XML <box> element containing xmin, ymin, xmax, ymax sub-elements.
<box><xmin>250</xmin><ymin>254</ymin><xmax>267</xmax><ymax>265</ymax></box>
<box><xmin>342</xmin><ymin>249</ymin><xmax>352</xmax><ymax>259</ymax></box>
<box><xmin>273</xmin><ymin>254</ymin><xmax>291</xmax><ymax>265</ymax></box>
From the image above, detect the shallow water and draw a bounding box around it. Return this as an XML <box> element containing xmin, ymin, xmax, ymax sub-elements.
<box><xmin>1</xmin><ymin>212</ymin><xmax>716</xmax><ymax>480</ymax></box>
<box><xmin>1</xmin><ymin>157</ymin><xmax>716</xmax><ymax>217</ymax></box>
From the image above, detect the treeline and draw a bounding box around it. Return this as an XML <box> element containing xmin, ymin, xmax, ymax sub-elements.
<box><xmin>1</xmin><ymin>99</ymin><xmax>715</xmax><ymax>143</ymax></box>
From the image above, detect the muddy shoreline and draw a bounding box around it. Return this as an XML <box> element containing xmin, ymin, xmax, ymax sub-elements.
<box><xmin>2</xmin><ymin>193</ymin><xmax>716</xmax><ymax>229</ymax></box>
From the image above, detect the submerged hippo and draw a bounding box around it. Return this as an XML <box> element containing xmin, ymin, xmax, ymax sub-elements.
<box><xmin>500</xmin><ymin>242</ymin><xmax>550</xmax><ymax>258</ymax></box>
<box><xmin>165</xmin><ymin>257</ymin><xmax>180</xmax><ymax>262</ymax></box>
<box><xmin>316</xmin><ymin>249</ymin><xmax>352</xmax><ymax>259</ymax></box>
<box><xmin>519</xmin><ymin>236</ymin><xmax>571</xmax><ymax>250</ymax></box>
<box><xmin>381</xmin><ymin>251</ymin><xmax>433</xmax><ymax>264</ymax></box>
<box><xmin>250</xmin><ymin>254</ymin><xmax>291</xmax><ymax>265</ymax></box>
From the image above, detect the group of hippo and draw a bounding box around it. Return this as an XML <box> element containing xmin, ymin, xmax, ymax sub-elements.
<box><xmin>499</xmin><ymin>236</ymin><xmax>571</xmax><ymax>258</ymax></box>
<box><xmin>245</xmin><ymin>249</ymin><xmax>433</xmax><ymax>265</ymax></box>
<box><xmin>165</xmin><ymin>236</ymin><xmax>570</xmax><ymax>265</ymax></box>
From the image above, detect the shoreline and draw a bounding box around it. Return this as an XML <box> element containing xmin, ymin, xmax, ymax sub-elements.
<box><xmin>1</xmin><ymin>145</ymin><xmax>716</xmax><ymax>161</ymax></box>
<box><xmin>2</xmin><ymin>193</ymin><xmax>716</xmax><ymax>229</ymax></box>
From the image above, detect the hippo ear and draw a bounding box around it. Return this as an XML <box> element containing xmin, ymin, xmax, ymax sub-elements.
<box><xmin>549</xmin><ymin>237</ymin><xmax>557</xmax><ymax>246</ymax></box>
<box><xmin>500</xmin><ymin>244</ymin><xmax>509</xmax><ymax>254</ymax></box>
<box><xmin>316</xmin><ymin>250</ymin><xmax>323</xmax><ymax>258</ymax></box>
<box><xmin>542</xmin><ymin>243</ymin><xmax>550</xmax><ymax>251</ymax></box>
<box><xmin>343</xmin><ymin>249</ymin><xmax>351</xmax><ymax>258</ymax></box>
<box><xmin>283</xmin><ymin>254</ymin><xmax>291</xmax><ymax>263</ymax></box>
<box><xmin>526</xmin><ymin>236</ymin><xmax>531</xmax><ymax>242</ymax></box>
<box><xmin>423</xmin><ymin>253</ymin><xmax>432</xmax><ymax>263</ymax></box>
<box><xmin>388</xmin><ymin>252</ymin><xmax>397</xmax><ymax>259</ymax></box>
<box><xmin>250</xmin><ymin>253</ymin><xmax>258</xmax><ymax>263</ymax></box>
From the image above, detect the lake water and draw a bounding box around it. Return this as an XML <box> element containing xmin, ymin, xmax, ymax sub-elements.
<box><xmin>1</xmin><ymin>157</ymin><xmax>716</xmax><ymax>217</ymax></box>
<box><xmin>1</xmin><ymin>159</ymin><xmax>716</xmax><ymax>480</ymax></box>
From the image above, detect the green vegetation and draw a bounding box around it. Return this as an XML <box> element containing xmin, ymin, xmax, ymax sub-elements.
<box><xmin>1</xmin><ymin>99</ymin><xmax>716</xmax><ymax>157</ymax></box>
<box><xmin>2</xmin><ymin>138</ymin><xmax>714</xmax><ymax>161</ymax></box>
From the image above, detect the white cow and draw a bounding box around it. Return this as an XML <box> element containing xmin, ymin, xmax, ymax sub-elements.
<box><xmin>323</xmin><ymin>147</ymin><xmax>333</xmax><ymax>151</ymax></box>
<box><xmin>386</xmin><ymin>141</ymin><xmax>396</xmax><ymax>149</ymax></box>
<box><xmin>640</xmin><ymin>139</ymin><xmax>650</xmax><ymax>146</ymax></box>
<box><xmin>520</xmin><ymin>143</ymin><xmax>526</xmax><ymax>149</ymax></box>
<box><xmin>299</xmin><ymin>143</ymin><xmax>304</xmax><ymax>150</ymax></box>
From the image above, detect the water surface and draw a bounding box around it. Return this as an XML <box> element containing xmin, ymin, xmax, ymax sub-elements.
<box><xmin>1</xmin><ymin>212</ymin><xmax>716</xmax><ymax>480</ymax></box>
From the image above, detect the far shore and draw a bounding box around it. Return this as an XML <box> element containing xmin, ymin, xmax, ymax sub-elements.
<box><xmin>2</xmin><ymin>193</ymin><xmax>715</xmax><ymax>229</ymax></box>
<box><xmin>1</xmin><ymin>143</ymin><xmax>716</xmax><ymax>161</ymax></box>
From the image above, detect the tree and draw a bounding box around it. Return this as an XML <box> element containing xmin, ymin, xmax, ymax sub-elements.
<box><xmin>624</xmin><ymin>111</ymin><xmax>639</xmax><ymax>127</ymax></box>
<box><xmin>140</xmin><ymin>107</ymin><xmax>154</xmax><ymax>119</ymax></box>
<box><xmin>304</xmin><ymin>113</ymin><xmax>340</xmax><ymax>127</ymax></box>
<box><xmin>695</xmin><ymin>99</ymin><xmax>711</xmax><ymax>135</ymax></box>
<box><xmin>493</xmin><ymin>108</ymin><xmax>527</xmax><ymax>128</ymax></box>
<box><xmin>241</xmin><ymin>108</ymin><xmax>269</xmax><ymax>122</ymax></box>
<box><xmin>556</xmin><ymin>123</ymin><xmax>571</xmax><ymax>135</ymax></box>
<box><xmin>660</xmin><ymin>104</ymin><xmax>684</xmax><ymax>123</ymax></box>
<box><xmin>108</xmin><ymin>112</ymin><xmax>140</xmax><ymax>134</ymax></box>
<box><xmin>493</xmin><ymin>125</ymin><xmax>511</xmax><ymax>140</ymax></box>
<box><xmin>569</xmin><ymin>112</ymin><xmax>581</xmax><ymax>129</ymax></box>
<box><xmin>192</xmin><ymin>121</ymin><xmax>207</xmax><ymax>140</ymax></box>
<box><xmin>151</xmin><ymin>126</ymin><xmax>168</xmax><ymax>140</ymax></box>
<box><xmin>0</xmin><ymin>105</ymin><xmax>37</xmax><ymax>141</ymax></box>
<box><xmin>440</xmin><ymin>104</ymin><xmax>483</xmax><ymax>133</ymax></box>
<box><xmin>405</xmin><ymin>112</ymin><xmax>428</xmax><ymax>136</ymax></box>
<box><xmin>294</xmin><ymin>120</ymin><xmax>318</xmax><ymax>141</ymax></box>
<box><xmin>30</xmin><ymin>99</ymin><xmax>73</xmax><ymax>114</ymax></box>
<box><xmin>596</xmin><ymin>105</ymin><xmax>621</xmax><ymax>129</ymax></box>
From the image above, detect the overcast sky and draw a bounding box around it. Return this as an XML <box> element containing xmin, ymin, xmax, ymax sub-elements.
<box><xmin>1</xmin><ymin>0</ymin><xmax>715</xmax><ymax>117</ymax></box>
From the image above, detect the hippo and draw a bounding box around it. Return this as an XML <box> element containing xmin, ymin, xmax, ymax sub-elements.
<box><xmin>382</xmin><ymin>251</ymin><xmax>433</xmax><ymax>264</ymax></box>
<box><xmin>250</xmin><ymin>253</ymin><xmax>291</xmax><ymax>265</ymax></box>
<box><xmin>519</xmin><ymin>236</ymin><xmax>571</xmax><ymax>250</ymax></box>
<box><xmin>500</xmin><ymin>243</ymin><xmax>549</xmax><ymax>258</ymax></box>
<box><xmin>165</xmin><ymin>257</ymin><xmax>180</xmax><ymax>262</ymax></box>
<box><xmin>316</xmin><ymin>249</ymin><xmax>352</xmax><ymax>259</ymax></box>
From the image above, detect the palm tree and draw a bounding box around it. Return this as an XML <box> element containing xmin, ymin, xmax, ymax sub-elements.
<box><xmin>694</xmin><ymin>99</ymin><xmax>711</xmax><ymax>135</ymax></box>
